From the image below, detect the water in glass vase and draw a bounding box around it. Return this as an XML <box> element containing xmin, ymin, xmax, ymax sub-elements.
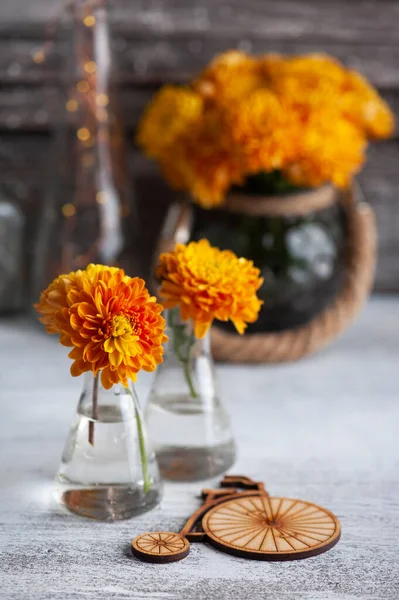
<box><xmin>55</xmin><ymin>373</ymin><xmax>162</xmax><ymax>521</ymax></box>
<box><xmin>145</xmin><ymin>394</ymin><xmax>235</xmax><ymax>481</ymax></box>
<box><xmin>145</xmin><ymin>310</ymin><xmax>236</xmax><ymax>481</ymax></box>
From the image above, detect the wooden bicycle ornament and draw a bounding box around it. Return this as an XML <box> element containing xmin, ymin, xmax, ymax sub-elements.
<box><xmin>132</xmin><ymin>476</ymin><xmax>341</xmax><ymax>563</ymax></box>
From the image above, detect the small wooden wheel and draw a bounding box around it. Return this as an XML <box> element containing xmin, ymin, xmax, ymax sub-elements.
<box><xmin>202</xmin><ymin>496</ymin><xmax>341</xmax><ymax>561</ymax></box>
<box><xmin>131</xmin><ymin>532</ymin><xmax>190</xmax><ymax>563</ymax></box>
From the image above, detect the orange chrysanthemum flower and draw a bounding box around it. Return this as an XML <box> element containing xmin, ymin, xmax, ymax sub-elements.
<box><xmin>35</xmin><ymin>265</ymin><xmax>167</xmax><ymax>389</ymax></box>
<box><xmin>35</xmin><ymin>265</ymin><xmax>124</xmax><ymax>338</ymax></box>
<box><xmin>35</xmin><ymin>269</ymin><xmax>84</xmax><ymax>334</ymax></box>
<box><xmin>156</xmin><ymin>239</ymin><xmax>263</xmax><ymax>338</ymax></box>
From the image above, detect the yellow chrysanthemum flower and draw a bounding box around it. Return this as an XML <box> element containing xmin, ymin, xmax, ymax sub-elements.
<box><xmin>161</xmin><ymin>109</ymin><xmax>244</xmax><ymax>208</ymax></box>
<box><xmin>156</xmin><ymin>239</ymin><xmax>263</xmax><ymax>338</ymax></box>
<box><xmin>340</xmin><ymin>71</ymin><xmax>395</xmax><ymax>139</ymax></box>
<box><xmin>284</xmin><ymin>109</ymin><xmax>366</xmax><ymax>188</ymax></box>
<box><xmin>193</xmin><ymin>50</ymin><xmax>264</xmax><ymax>102</ymax></box>
<box><xmin>280</xmin><ymin>54</ymin><xmax>346</xmax><ymax>81</ymax></box>
<box><xmin>264</xmin><ymin>54</ymin><xmax>347</xmax><ymax>112</ymax></box>
<box><xmin>229</xmin><ymin>89</ymin><xmax>299</xmax><ymax>174</ymax></box>
<box><xmin>183</xmin><ymin>110</ymin><xmax>245</xmax><ymax>207</ymax></box>
<box><xmin>136</xmin><ymin>85</ymin><xmax>203</xmax><ymax>160</ymax></box>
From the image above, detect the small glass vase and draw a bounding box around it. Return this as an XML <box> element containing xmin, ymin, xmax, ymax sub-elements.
<box><xmin>55</xmin><ymin>372</ymin><xmax>162</xmax><ymax>520</ymax></box>
<box><xmin>145</xmin><ymin>309</ymin><xmax>236</xmax><ymax>481</ymax></box>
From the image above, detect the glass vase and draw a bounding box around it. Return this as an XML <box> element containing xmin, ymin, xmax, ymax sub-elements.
<box><xmin>145</xmin><ymin>309</ymin><xmax>236</xmax><ymax>481</ymax></box>
<box><xmin>191</xmin><ymin>187</ymin><xmax>346</xmax><ymax>333</ymax></box>
<box><xmin>55</xmin><ymin>372</ymin><xmax>162</xmax><ymax>520</ymax></box>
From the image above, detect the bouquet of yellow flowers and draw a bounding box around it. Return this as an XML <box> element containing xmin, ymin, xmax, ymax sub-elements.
<box><xmin>137</xmin><ymin>51</ymin><xmax>394</xmax><ymax>208</ymax></box>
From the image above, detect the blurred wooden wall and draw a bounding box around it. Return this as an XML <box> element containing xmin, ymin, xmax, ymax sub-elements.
<box><xmin>0</xmin><ymin>0</ymin><xmax>398</xmax><ymax>291</ymax></box>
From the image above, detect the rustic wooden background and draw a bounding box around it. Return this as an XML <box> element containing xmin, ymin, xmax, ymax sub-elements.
<box><xmin>0</xmin><ymin>0</ymin><xmax>398</xmax><ymax>293</ymax></box>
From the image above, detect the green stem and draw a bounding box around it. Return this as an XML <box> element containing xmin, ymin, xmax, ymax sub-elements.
<box><xmin>170</xmin><ymin>311</ymin><xmax>198</xmax><ymax>399</ymax></box>
<box><xmin>127</xmin><ymin>387</ymin><xmax>150</xmax><ymax>494</ymax></box>
<box><xmin>88</xmin><ymin>374</ymin><xmax>99</xmax><ymax>446</ymax></box>
<box><xmin>183</xmin><ymin>341</ymin><xmax>198</xmax><ymax>399</ymax></box>
<box><xmin>135</xmin><ymin>405</ymin><xmax>150</xmax><ymax>493</ymax></box>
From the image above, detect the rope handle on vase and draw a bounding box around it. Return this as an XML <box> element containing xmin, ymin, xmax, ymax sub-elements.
<box><xmin>211</xmin><ymin>184</ymin><xmax>377</xmax><ymax>362</ymax></box>
<box><xmin>153</xmin><ymin>184</ymin><xmax>377</xmax><ymax>363</ymax></box>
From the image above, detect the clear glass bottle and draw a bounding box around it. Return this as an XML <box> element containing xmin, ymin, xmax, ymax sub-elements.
<box><xmin>145</xmin><ymin>309</ymin><xmax>236</xmax><ymax>481</ymax></box>
<box><xmin>55</xmin><ymin>372</ymin><xmax>162</xmax><ymax>520</ymax></box>
<box><xmin>32</xmin><ymin>0</ymin><xmax>138</xmax><ymax>301</ymax></box>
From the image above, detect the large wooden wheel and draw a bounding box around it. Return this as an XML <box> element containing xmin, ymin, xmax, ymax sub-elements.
<box><xmin>202</xmin><ymin>496</ymin><xmax>341</xmax><ymax>561</ymax></box>
<box><xmin>132</xmin><ymin>532</ymin><xmax>190</xmax><ymax>563</ymax></box>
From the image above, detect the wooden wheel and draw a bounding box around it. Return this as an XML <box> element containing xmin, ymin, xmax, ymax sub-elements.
<box><xmin>202</xmin><ymin>496</ymin><xmax>341</xmax><ymax>561</ymax></box>
<box><xmin>131</xmin><ymin>532</ymin><xmax>190</xmax><ymax>563</ymax></box>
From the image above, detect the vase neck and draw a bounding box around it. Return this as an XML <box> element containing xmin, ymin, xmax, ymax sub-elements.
<box><xmin>166</xmin><ymin>308</ymin><xmax>210</xmax><ymax>358</ymax></box>
<box><xmin>155</xmin><ymin>308</ymin><xmax>215</xmax><ymax>401</ymax></box>
<box><xmin>78</xmin><ymin>372</ymin><xmax>138</xmax><ymax>419</ymax></box>
<box><xmin>81</xmin><ymin>370</ymin><xmax>133</xmax><ymax>394</ymax></box>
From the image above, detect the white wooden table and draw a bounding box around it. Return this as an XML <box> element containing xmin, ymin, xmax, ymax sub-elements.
<box><xmin>1</xmin><ymin>298</ymin><xmax>398</xmax><ymax>599</ymax></box>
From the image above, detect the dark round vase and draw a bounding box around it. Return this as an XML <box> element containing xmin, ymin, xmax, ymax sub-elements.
<box><xmin>191</xmin><ymin>189</ymin><xmax>347</xmax><ymax>333</ymax></box>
